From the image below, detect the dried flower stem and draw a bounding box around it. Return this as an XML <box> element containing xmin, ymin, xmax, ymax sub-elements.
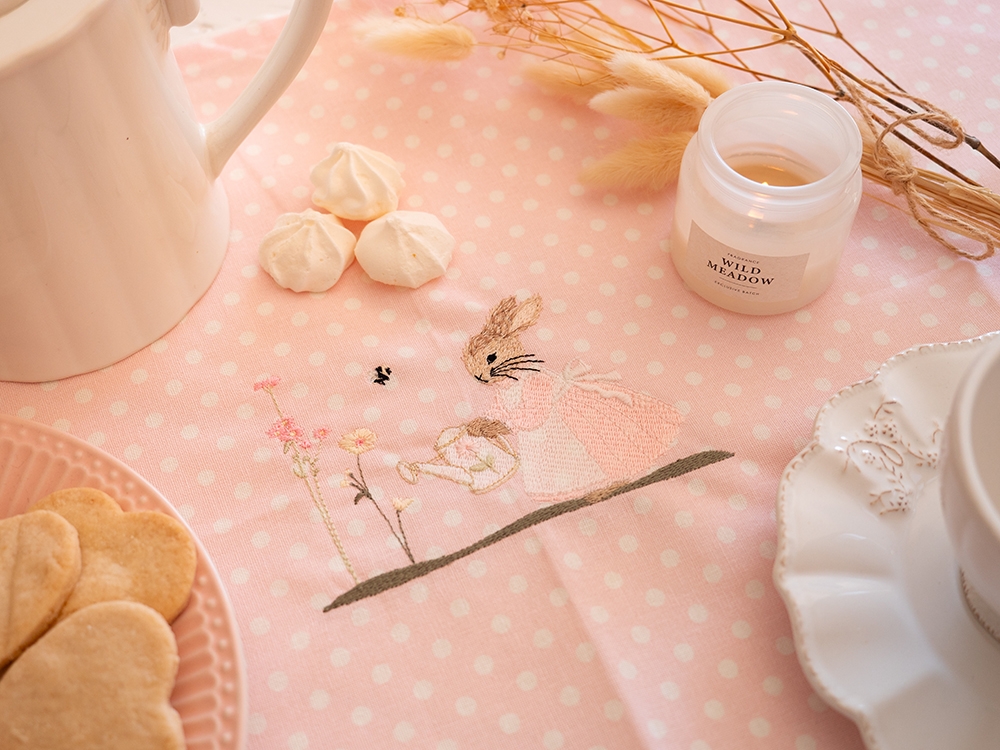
<box><xmin>385</xmin><ymin>0</ymin><xmax>1000</xmax><ymax>259</ymax></box>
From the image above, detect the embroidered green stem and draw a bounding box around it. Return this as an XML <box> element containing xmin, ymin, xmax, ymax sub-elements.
<box><xmin>345</xmin><ymin>453</ymin><xmax>416</xmax><ymax>564</ymax></box>
<box><xmin>396</xmin><ymin>508</ymin><xmax>415</xmax><ymax>562</ymax></box>
<box><xmin>363</xmin><ymin>478</ymin><xmax>416</xmax><ymax>564</ymax></box>
<box><xmin>324</xmin><ymin>449</ymin><xmax>733</xmax><ymax>611</ymax></box>
<box><xmin>256</xmin><ymin>379</ymin><xmax>360</xmax><ymax>585</ymax></box>
<box><xmin>302</xmin><ymin>461</ymin><xmax>360</xmax><ymax>585</ymax></box>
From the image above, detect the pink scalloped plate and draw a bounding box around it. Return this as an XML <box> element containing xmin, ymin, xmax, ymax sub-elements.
<box><xmin>0</xmin><ymin>413</ymin><xmax>246</xmax><ymax>750</ymax></box>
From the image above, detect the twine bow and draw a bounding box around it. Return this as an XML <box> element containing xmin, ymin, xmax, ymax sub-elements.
<box><xmin>835</xmin><ymin>72</ymin><xmax>999</xmax><ymax>261</ymax></box>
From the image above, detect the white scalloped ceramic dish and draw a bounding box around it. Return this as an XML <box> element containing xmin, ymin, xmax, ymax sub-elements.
<box><xmin>775</xmin><ymin>333</ymin><xmax>1000</xmax><ymax>750</ymax></box>
<box><xmin>0</xmin><ymin>414</ymin><xmax>246</xmax><ymax>750</ymax></box>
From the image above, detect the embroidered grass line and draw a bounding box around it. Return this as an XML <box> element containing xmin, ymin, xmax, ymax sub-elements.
<box><xmin>324</xmin><ymin>449</ymin><xmax>733</xmax><ymax>611</ymax></box>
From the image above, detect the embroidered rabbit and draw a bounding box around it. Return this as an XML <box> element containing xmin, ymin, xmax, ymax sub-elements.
<box><xmin>461</xmin><ymin>294</ymin><xmax>683</xmax><ymax>502</ymax></box>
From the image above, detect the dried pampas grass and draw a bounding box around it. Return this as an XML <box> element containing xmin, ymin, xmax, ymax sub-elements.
<box><xmin>582</xmin><ymin>53</ymin><xmax>718</xmax><ymax>189</ymax></box>
<box><xmin>606</xmin><ymin>52</ymin><xmax>711</xmax><ymax>110</ymax></box>
<box><xmin>579</xmin><ymin>132</ymin><xmax>694</xmax><ymax>190</ymax></box>
<box><xmin>589</xmin><ymin>87</ymin><xmax>705</xmax><ymax>131</ymax></box>
<box><xmin>658</xmin><ymin>57</ymin><xmax>733</xmax><ymax>100</ymax></box>
<box><xmin>520</xmin><ymin>60</ymin><xmax>616</xmax><ymax>104</ymax></box>
<box><xmin>587</xmin><ymin>52</ymin><xmax>718</xmax><ymax>135</ymax></box>
<box><xmin>352</xmin><ymin>12</ymin><xmax>721</xmax><ymax>194</ymax></box>
<box><xmin>353</xmin><ymin>16</ymin><xmax>475</xmax><ymax>61</ymax></box>
<box><xmin>361</xmin><ymin>0</ymin><xmax>1000</xmax><ymax>257</ymax></box>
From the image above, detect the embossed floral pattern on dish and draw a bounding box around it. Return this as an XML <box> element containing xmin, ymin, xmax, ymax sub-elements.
<box><xmin>839</xmin><ymin>398</ymin><xmax>941</xmax><ymax>514</ymax></box>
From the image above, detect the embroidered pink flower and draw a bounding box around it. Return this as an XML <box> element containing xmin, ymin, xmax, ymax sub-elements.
<box><xmin>254</xmin><ymin>376</ymin><xmax>281</xmax><ymax>391</ymax></box>
<box><xmin>391</xmin><ymin>497</ymin><xmax>414</xmax><ymax>512</ymax></box>
<box><xmin>339</xmin><ymin>428</ymin><xmax>377</xmax><ymax>455</ymax></box>
<box><xmin>267</xmin><ymin>416</ymin><xmax>312</xmax><ymax>450</ymax></box>
<box><xmin>255</xmin><ymin>376</ymin><xmax>359</xmax><ymax>585</ymax></box>
<box><xmin>453</xmin><ymin>436</ymin><xmax>479</xmax><ymax>460</ymax></box>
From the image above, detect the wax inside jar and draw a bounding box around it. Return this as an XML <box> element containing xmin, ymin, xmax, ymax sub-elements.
<box><xmin>724</xmin><ymin>153</ymin><xmax>823</xmax><ymax>187</ymax></box>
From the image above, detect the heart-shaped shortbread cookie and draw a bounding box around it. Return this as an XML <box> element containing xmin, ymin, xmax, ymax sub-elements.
<box><xmin>0</xmin><ymin>600</ymin><xmax>185</xmax><ymax>749</ymax></box>
<box><xmin>32</xmin><ymin>487</ymin><xmax>196</xmax><ymax>622</ymax></box>
<box><xmin>0</xmin><ymin>510</ymin><xmax>81</xmax><ymax>668</ymax></box>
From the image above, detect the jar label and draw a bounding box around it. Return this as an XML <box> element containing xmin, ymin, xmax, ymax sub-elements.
<box><xmin>686</xmin><ymin>222</ymin><xmax>809</xmax><ymax>302</ymax></box>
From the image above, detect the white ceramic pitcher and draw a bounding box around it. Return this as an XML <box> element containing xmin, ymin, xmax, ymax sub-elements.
<box><xmin>0</xmin><ymin>0</ymin><xmax>332</xmax><ymax>382</ymax></box>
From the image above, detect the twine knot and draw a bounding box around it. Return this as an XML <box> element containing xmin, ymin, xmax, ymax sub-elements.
<box><xmin>835</xmin><ymin>72</ymin><xmax>994</xmax><ymax>261</ymax></box>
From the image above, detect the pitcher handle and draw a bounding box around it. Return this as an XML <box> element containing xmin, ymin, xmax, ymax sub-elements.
<box><xmin>194</xmin><ymin>0</ymin><xmax>334</xmax><ymax>178</ymax></box>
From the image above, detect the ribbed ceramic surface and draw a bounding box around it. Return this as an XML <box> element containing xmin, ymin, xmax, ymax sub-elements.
<box><xmin>0</xmin><ymin>414</ymin><xmax>246</xmax><ymax>750</ymax></box>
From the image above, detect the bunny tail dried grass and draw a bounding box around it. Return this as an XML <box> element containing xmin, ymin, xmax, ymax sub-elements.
<box><xmin>376</xmin><ymin>0</ymin><xmax>1000</xmax><ymax>258</ymax></box>
<box><xmin>606</xmin><ymin>52</ymin><xmax>710</xmax><ymax>110</ymax></box>
<box><xmin>588</xmin><ymin>88</ymin><xmax>705</xmax><ymax>132</ymax></box>
<box><xmin>659</xmin><ymin>57</ymin><xmax>733</xmax><ymax>100</ymax></box>
<box><xmin>521</xmin><ymin>60</ymin><xmax>616</xmax><ymax>103</ymax></box>
<box><xmin>580</xmin><ymin>132</ymin><xmax>694</xmax><ymax>191</ymax></box>
<box><xmin>354</xmin><ymin>17</ymin><xmax>475</xmax><ymax>61</ymax></box>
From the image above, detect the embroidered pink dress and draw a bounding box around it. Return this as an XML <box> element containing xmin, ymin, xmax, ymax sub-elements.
<box><xmin>487</xmin><ymin>360</ymin><xmax>683</xmax><ymax>502</ymax></box>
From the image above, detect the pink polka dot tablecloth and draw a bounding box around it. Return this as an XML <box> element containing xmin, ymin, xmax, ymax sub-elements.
<box><xmin>3</xmin><ymin>0</ymin><xmax>1000</xmax><ymax>748</ymax></box>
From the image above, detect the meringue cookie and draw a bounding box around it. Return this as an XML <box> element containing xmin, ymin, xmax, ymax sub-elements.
<box><xmin>310</xmin><ymin>143</ymin><xmax>404</xmax><ymax>221</ymax></box>
<box><xmin>355</xmin><ymin>211</ymin><xmax>455</xmax><ymax>288</ymax></box>
<box><xmin>258</xmin><ymin>209</ymin><xmax>356</xmax><ymax>293</ymax></box>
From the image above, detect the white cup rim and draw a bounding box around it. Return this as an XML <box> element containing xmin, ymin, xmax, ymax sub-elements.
<box><xmin>953</xmin><ymin>336</ymin><xmax>1000</xmax><ymax>538</ymax></box>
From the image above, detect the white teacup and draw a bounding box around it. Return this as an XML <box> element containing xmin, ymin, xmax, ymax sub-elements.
<box><xmin>941</xmin><ymin>335</ymin><xmax>1000</xmax><ymax>633</ymax></box>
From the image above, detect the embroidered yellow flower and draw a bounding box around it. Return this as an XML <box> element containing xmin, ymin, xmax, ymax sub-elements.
<box><xmin>391</xmin><ymin>497</ymin><xmax>414</xmax><ymax>512</ymax></box>
<box><xmin>339</xmin><ymin>428</ymin><xmax>377</xmax><ymax>455</ymax></box>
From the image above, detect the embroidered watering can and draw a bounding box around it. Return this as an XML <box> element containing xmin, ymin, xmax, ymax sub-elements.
<box><xmin>0</xmin><ymin>0</ymin><xmax>332</xmax><ymax>382</ymax></box>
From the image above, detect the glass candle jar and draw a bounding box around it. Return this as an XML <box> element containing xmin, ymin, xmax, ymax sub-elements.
<box><xmin>669</xmin><ymin>81</ymin><xmax>863</xmax><ymax>315</ymax></box>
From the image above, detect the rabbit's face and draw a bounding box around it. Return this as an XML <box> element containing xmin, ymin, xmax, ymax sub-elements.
<box><xmin>463</xmin><ymin>294</ymin><xmax>544</xmax><ymax>384</ymax></box>
<box><xmin>463</xmin><ymin>335</ymin><xmax>531</xmax><ymax>384</ymax></box>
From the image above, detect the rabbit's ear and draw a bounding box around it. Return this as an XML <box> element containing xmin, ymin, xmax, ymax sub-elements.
<box><xmin>509</xmin><ymin>294</ymin><xmax>542</xmax><ymax>334</ymax></box>
<box><xmin>483</xmin><ymin>296</ymin><xmax>519</xmax><ymax>337</ymax></box>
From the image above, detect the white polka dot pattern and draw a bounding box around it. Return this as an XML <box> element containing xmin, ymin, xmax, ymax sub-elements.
<box><xmin>1</xmin><ymin>1</ymin><xmax>998</xmax><ymax>748</ymax></box>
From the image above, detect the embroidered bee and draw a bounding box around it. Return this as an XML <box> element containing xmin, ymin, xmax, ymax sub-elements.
<box><xmin>373</xmin><ymin>366</ymin><xmax>392</xmax><ymax>386</ymax></box>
